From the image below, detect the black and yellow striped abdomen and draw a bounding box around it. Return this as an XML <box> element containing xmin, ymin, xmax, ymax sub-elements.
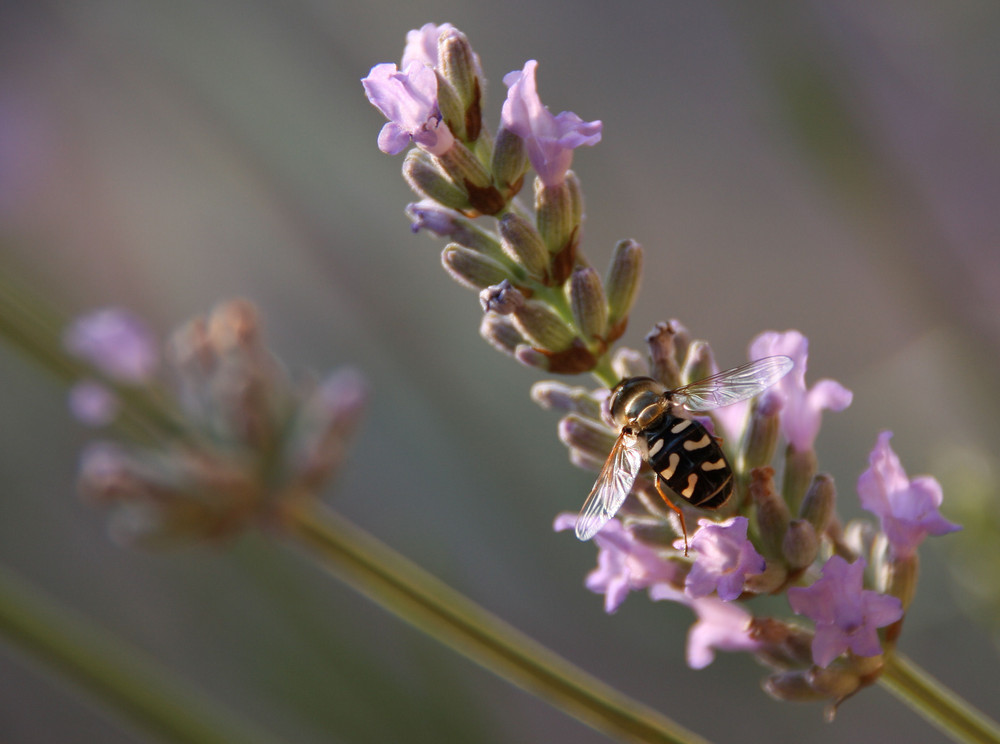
<box><xmin>643</xmin><ymin>414</ymin><xmax>733</xmax><ymax>509</ymax></box>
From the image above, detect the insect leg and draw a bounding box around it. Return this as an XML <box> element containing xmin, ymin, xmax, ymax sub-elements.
<box><xmin>654</xmin><ymin>473</ymin><xmax>689</xmax><ymax>556</ymax></box>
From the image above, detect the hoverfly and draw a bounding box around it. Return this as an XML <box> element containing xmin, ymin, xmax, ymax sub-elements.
<box><xmin>575</xmin><ymin>355</ymin><xmax>794</xmax><ymax>550</ymax></box>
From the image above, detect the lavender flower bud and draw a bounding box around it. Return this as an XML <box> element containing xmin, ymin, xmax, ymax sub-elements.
<box><xmin>681</xmin><ymin>340</ymin><xmax>715</xmax><ymax>386</ymax></box>
<box><xmin>479</xmin><ymin>313</ymin><xmax>525</xmax><ymax>357</ymax></box>
<box><xmin>782</xmin><ymin>519</ymin><xmax>820</xmax><ymax>570</ymax></box>
<box><xmin>645</xmin><ymin>320</ymin><xmax>684</xmax><ymax>390</ymax></box>
<box><xmin>750</xmin><ymin>466</ymin><xmax>790</xmax><ymax>559</ymax></box>
<box><xmin>568</xmin><ymin>267</ymin><xmax>608</xmax><ymax>342</ymax></box>
<box><xmin>606</xmin><ymin>239</ymin><xmax>643</xmax><ymax>335</ymax></box>
<box><xmin>741</xmin><ymin>393</ymin><xmax>782</xmax><ymax>471</ymax></box>
<box><xmin>442</xmin><ymin>245</ymin><xmax>510</xmax><ymax>289</ymax></box>
<box><xmin>783</xmin><ymin>444</ymin><xmax>818</xmax><ymax>513</ymax></box>
<box><xmin>763</xmin><ymin>671</ymin><xmax>828</xmax><ymax>703</ymax></box>
<box><xmin>530</xmin><ymin>381</ymin><xmax>604</xmax><ymax>420</ymax></box>
<box><xmin>432</xmin><ymin>72</ymin><xmax>466</xmax><ymax>143</ymax></box>
<box><xmin>800</xmin><ymin>472</ymin><xmax>836</xmax><ymax>536</ymax></box>
<box><xmin>884</xmin><ymin>552</ymin><xmax>919</xmax><ymax>611</ymax></box>
<box><xmin>491</xmin><ymin>127</ymin><xmax>527</xmax><ymax>195</ymax></box>
<box><xmin>436</xmin><ymin>142</ymin><xmax>504</xmax><ymax>215</ymax></box>
<box><xmin>406</xmin><ymin>201</ymin><xmax>504</xmax><ymax>259</ymax></box>
<box><xmin>514</xmin><ymin>344</ymin><xmax>550</xmax><ymax>370</ymax></box>
<box><xmin>499</xmin><ymin>213</ymin><xmax>548</xmax><ymax>280</ymax></box>
<box><xmin>511</xmin><ymin>300</ymin><xmax>575</xmax><ymax>352</ymax></box>
<box><xmin>611</xmin><ymin>347</ymin><xmax>649</xmax><ymax>380</ymax></box>
<box><xmin>558</xmin><ymin>414</ymin><xmax>617</xmax><ymax>463</ymax></box>
<box><xmin>535</xmin><ymin>172</ymin><xmax>582</xmax><ymax>258</ymax></box>
<box><xmin>479</xmin><ymin>280</ymin><xmax>525</xmax><ymax>315</ymax></box>
<box><xmin>403</xmin><ymin>150</ymin><xmax>469</xmax><ymax>211</ymax></box>
<box><xmin>438</xmin><ymin>28</ymin><xmax>482</xmax><ymax>140</ymax></box>
<box><xmin>749</xmin><ymin>617</ymin><xmax>815</xmax><ymax>669</ymax></box>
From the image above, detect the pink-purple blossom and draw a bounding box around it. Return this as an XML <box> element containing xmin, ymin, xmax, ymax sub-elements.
<box><xmin>68</xmin><ymin>380</ymin><xmax>119</xmax><ymax>427</ymax></box>
<box><xmin>64</xmin><ymin>308</ymin><xmax>158</xmax><ymax>383</ymax></box>
<box><xmin>679</xmin><ymin>517</ymin><xmax>766</xmax><ymax>601</ymax></box>
<box><xmin>362</xmin><ymin>62</ymin><xmax>455</xmax><ymax>156</ymax></box>
<box><xmin>554</xmin><ymin>513</ymin><xmax>681</xmax><ymax>613</ymax></box>
<box><xmin>857</xmin><ymin>431</ymin><xmax>960</xmax><ymax>559</ymax></box>
<box><xmin>401</xmin><ymin>22</ymin><xmax>452</xmax><ymax>69</ymax></box>
<box><xmin>748</xmin><ymin>330</ymin><xmax>853</xmax><ymax>452</ymax></box>
<box><xmin>501</xmin><ymin>61</ymin><xmax>602</xmax><ymax>187</ymax></box>
<box><xmin>787</xmin><ymin>555</ymin><xmax>902</xmax><ymax>668</ymax></box>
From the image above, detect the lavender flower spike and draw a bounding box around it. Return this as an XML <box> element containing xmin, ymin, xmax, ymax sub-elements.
<box><xmin>501</xmin><ymin>60</ymin><xmax>602</xmax><ymax>187</ymax></box>
<box><xmin>64</xmin><ymin>307</ymin><xmax>158</xmax><ymax>383</ymax></box>
<box><xmin>362</xmin><ymin>63</ymin><xmax>455</xmax><ymax>156</ymax></box>
<box><xmin>680</xmin><ymin>517</ymin><xmax>766</xmax><ymax>601</ymax></box>
<box><xmin>858</xmin><ymin>431</ymin><xmax>961</xmax><ymax>559</ymax></box>
<box><xmin>788</xmin><ymin>555</ymin><xmax>903</xmax><ymax>668</ymax></box>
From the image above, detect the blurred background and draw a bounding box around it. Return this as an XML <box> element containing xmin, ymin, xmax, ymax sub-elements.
<box><xmin>1</xmin><ymin>1</ymin><xmax>999</xmax><ymax>742</ymax></box>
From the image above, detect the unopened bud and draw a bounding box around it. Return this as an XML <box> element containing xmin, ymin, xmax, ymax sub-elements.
<box><xmin>479</xmin><ymin>313</ymin><xmax>524</xmax><ymax>357</ymax></box>
<box><xmin>800</xmin><ymin>473</ymin><xmax>836</xmax><ymax>535</ymax></box>
<box><xmin>611</xmin><ymin>347</ymin><xmax>649</xmax><ymax>380</ymax></box>
<box><xmin>438</xmin><ymin>28</ymin><xmax>482</xmax><ymax>139</ymax></box>
<box><xmin>783</xmin><ymin>445</ymin><xmax>818</xmax><ymax>513</ymax></box>
<box><xmin>742</xmin><ymin>392</ymin><xmax>782</xmax><ymax>471</ymax></box>
<box><xmin>645</xmin><ymin>320</ymin><xmax>684</xmax><ymax>389</ymax></box>
<box><xmin>406</xmin><ymin>201</ymin><xmax>504</xmax><ymax>260</ymax></box>
<box><xmin>499</xmin><ymin>213</ymin><xmax>548</xmax><ymax>280</ymax></box>
<box><xmin>479</xmin><ymin>280</ymin><xmax>525</xmax><ymax>315</ymax></box>
<box><xmin>605</xmin><ymin>240</ymin><xmax>643</xmax><ymax>334</ymax></box>
<box><xmin>807</xmin><ymin>665</ymin><xmax>862</xmax><ymax>702</ymax></box>
<box><xmin>514</xmin><ymin>343</ymin><xmax>550</xmax><ymax>370</ymax></box>
<box><xmin>433</xmin><ymin>73</ymin><xmax>466</xmax><ymax>142</ymax></box>
<box><xmin>491</xmin><ymin>127</ymin><xmax>527</xmax><ymax>194</ymax></box>
<box><xmin>884</xmin><ymin>552</ymin><xmax>919</xmax><ymax>610</ymax></box>
<box><xmin>436</xmin><ymin>142</ymin><xmax>504</xmax><ymax>215</ymax></box>
<box><xmin>569</xmin><ymin>267</ymin><xmax>608</xmax><ymax>342</ymax></box>
<box><xmin>558</xmin><ymin>414</ymin><xmax>617</xmax><ymax>463</ymax></box>
<box><xmin>530</xmin><ymin>381</ymin><xmax>604</xmax><ymax>420</ymax></box>
<box><xmin>750</xmin><ymin>466</ymin><xmax>790</xmax><ymax>558</ymax></box>
<box><xmin>535</xmin><ymin>172</ymin><xmax>582</xmax><ymax>257</ymax></box>
<box><xmin>512</xmin><ymin>300</ymin><xmax>576</xmax><ymax>351</ymax></box>
<box><xmin>782</xmin><ymin>519</ymin><xmax>820</xmax><ymax>570</ymax></box>
<box><xmin>681</xmin><ymin>341</ymin><xmax>716</xmax><ymax>386</ymax></box>
<box><xmin>763</xmin><ymin>671</ymin><xmax>828</xmax><ymax>703</ymax></box>
<box><xmin>442</xmin><ymin>245</ymin><xmax>510</xmax><ymax>289</ymax></box>
<box><xmin>403</xmin><ymin>150</ymin><xmax>469</xmax><ymax>211</ymax></box>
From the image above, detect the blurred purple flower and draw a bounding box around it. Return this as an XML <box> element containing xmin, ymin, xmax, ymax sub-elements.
<box><xmin>401</xmin><ymin>22</ymin><xmax>453</xmax><ymax>68</ymax></box>
<box><xmin>362</xmin><ymin>63</ymin><xmax>455</xmax><ymax>156</ymax></box>
<box><xmin>788</xmin><ymin>555</ymin><xmax>902</xmax><ymax>668</ymax></box>
<box><xmin>501</xmin><ymin>61</ymin><xmax>602</xmax><ymax>187</ymax></box>
<box><xmin>857</xmin><ymin>431</ymin><xmax>960</xmax><ymax>559</ymax></box>
<box><xmin>555</xmin><ymin>514</ymin><xmax>680</xmax><ymax>613</ymax></box>
<box><xmin>679</xmin><ymin>517</ymin><xmax>766</xmax><ymax>601</ymax></box>
<box><xmin>749</xmin><ymin>330</ymin><xmax>852</xmax><ymax>452</ymax></box>
<box><xmin>68</xmin><ymin>381</ymin><xmax>119</xmax><ymax>427</ymax></box>
<box><xmin>64</xmin><ymin>308</ymin><xmax>158</xmax><ymax>383</ymax></box>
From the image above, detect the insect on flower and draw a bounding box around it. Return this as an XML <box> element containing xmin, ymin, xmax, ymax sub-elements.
<box><xmin>576</xmin><ymin>356</ymin><xmax>794</xmax><ymax>552</ymax></box>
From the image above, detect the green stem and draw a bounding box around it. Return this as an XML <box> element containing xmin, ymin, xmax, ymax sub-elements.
<box><xmin>878</xmin><ymin>652</ymin><xmax>1000</xmax><ymax>744</ymax></box>
<box><xmin>283</xmin><ymin>502</ymin><xmax>712</xmax><ymax>744</ymax></box>
<box><xmin>0</xmin><ymin>563</ymin><xmax>286</xmax><ymax>744</ymax></box>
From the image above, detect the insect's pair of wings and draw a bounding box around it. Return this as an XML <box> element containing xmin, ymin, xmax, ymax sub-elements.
<box><xmin>574</xmin><ymin>355</ymin><xmax>794</xmax><ymax>541</ymax></box>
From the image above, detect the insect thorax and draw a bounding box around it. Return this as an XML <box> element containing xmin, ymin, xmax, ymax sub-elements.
<box><xmin>643</xmin><ymin>413</ymin><xmax>733</xmax><ymax>510</ymax></box>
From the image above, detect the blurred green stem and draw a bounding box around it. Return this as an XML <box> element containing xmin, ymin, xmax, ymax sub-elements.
<box><xmin>879</xmin><ymin>653</ymin><xmax>1000</xmax><ymax>744</ymax></box>
<box><xmin>284</xmin><ymin>501</ymin><xmax>711</xmax><ymax>744</ymax></box>
<box><xmin>0</xmin><ymin>563</ymin><xmax>286</xmax><ymax>744</ymax></box>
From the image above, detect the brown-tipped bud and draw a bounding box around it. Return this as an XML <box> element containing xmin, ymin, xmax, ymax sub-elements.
<box><xmin>558</xmin><ymin>414</ymin><xmax>617</xmax><ymax>463</ymax></box>
<box><xmin>749</xmin><ymin>617</ymin><xmax>815</xmax><ymax>668</ymax></box>
<box><xmin>479</xmin><ymin>280</ymin><xmax>525</xmax><ymax>315</ymax></box>
<box><xmin>605</xmin><ymin>239</ymin><xmax>643</xmax><ymax>333</ymax></box>
<box><xmin>499</xmin><ymin>213</ymin><xmax>548</xmax><ymax>280</ymax></box>
<box><xmin>511</xmin><ymin>300</ymin><xmax>576</xmax><ymax>352</ymax></box>
<box><xmin>884</xmin><ymin>552</ymin><xmax>919</xmax><ymax>610</ymax></box>
<box><xmin>645</xmin><ymin>320</ymin><xmax>684</xmax><ymax>390</ymax></box>
<box><xmin>681</xmin><ymin>340</ymin><xmax>716</xmax><ymax>386</ymax></box>
<box><xmin>514</xmin><ymin>343</ymin><xmax>550</xmax><ymax>370</ymax></box>
<box><xmin>535</xmin><ymin>173</ymin><xmax>582</xmax><ymax>257</ymax></box>
<box><xmin>800</xmin><ymin>473</ymin><xmax>836</xmax><ymax>536</ymax></box>
<box><xmin>403</xmin><ymin>150</ymin><xmax>469</xmax><ymax>211</ymax></box>
<box><xmin>530</xmin><ymin>381</ymin><xmax>604</xmax><ymax>420</ymax></box>
<box><xmin>491</xmin><ymin>127</ymin><xmax>527</xmax><ymax>194</ymax></box>
<box><xmin>207</xmin><ymin>299</ymin><xmax>262</xmax><ymax>353</ymax></box>
<box><xmin>435</xmin><ymin>142</ymin><xmax>504</xmax><ymax>216</ymax></box>
<box><xmin>741</xmin><ymin>394</ymin><xmax>782</xmax><ymax>471</ymax></box>
<box><xmin>433</xmin><ymin>73</ymin><xmax>467</xmax><ymax>142</ymax></box>
<box><xmin>406</xmin><ymin>201</ymin><xmax>505</xmax><ymax>260</ymax></box>
<box><xmin>783</xmin><ymin>445</ymin><xmax>818</xmax><ymax>513</ymax></box>
<box><xmin>438</xmin><ymin>28</ymin><xmax>482</xmax><ymax>139</ymax></box>
<box><xmin>807</xmin><ymin>666</ymin><xmax>863</xmax><ymax>702</ymax></box>
<box><xmin>441</xmin><ymin>245</ymin><xmax>510</xmax><ymax>290</ymax></box>
<box><xmin>782</xmin><ymin>519</ymin><xmax>820</xmax><ymax>570</ymax></box>
<box><xmin>611</xmin><ymin>347</ymin><xmax>649</xmax><ymax>380</ymax></box>
<box><xmin>750</xmin><ymin>466</ymin><xmax>790</xmax><ymax>558</ymax></box>
<box><xmin>569</xmin><ymin>267</ymin><xmax>608</xmax><ymax>342</ymax></box>
<box><xmin>479</xmin><ymin>313</ymin><xmax>525</xmax><ymax>357</ymax></box>
<box><xmin>763</xmin><ymin>671</ymin><xmax>828</xmax><ymax>703</ymax></box>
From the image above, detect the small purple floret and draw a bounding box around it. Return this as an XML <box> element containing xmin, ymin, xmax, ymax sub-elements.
<box><xmin>680</xmin><ymin>517</ymin><xmax>766</xmax><ymax>601</ymax></box>
<box><xmin>64</xmin><ymin>307</ymin><xmax>158</xmax><ymax>383</ymax></box>
<box><xmin>858</xmin><ymin>431</ymin><xmax>961</xmax><ymax>559</ymax></box>
<box><xmin>362</xmin><ymin>62</ymin><xmax>454</xmax><ymax>156</ymax></box>
<box><xmin>787</xmin><ymin>555</ymin><xmax>903</xmax><ymax>668</ymax></box>
<box><xmin>68</xmin><ymin>381</ymin><xmax>119</xmax><ymax>426</ymax></box>
<box><xmin>501</xmin><ymin>61</ymin><xmax>601</xmax><ymax>187</ymax></box>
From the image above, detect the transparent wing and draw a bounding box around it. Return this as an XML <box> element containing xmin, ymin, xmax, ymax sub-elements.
<box><xmin>575</xmin><ymin>433</ymin><xmax>643</xmax><ymax>541</ymax></box>
<box><xmin>671</xmin><ymin>355</ymin><xmax>793</xmax><ymax>412</ymax></box>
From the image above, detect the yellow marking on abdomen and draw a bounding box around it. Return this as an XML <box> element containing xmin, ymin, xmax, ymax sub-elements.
<box><xmin>681</xmin><ymin>473</ymin><xmax>698</xmax><ymax>498</ymax></box>
<box><xmin>660</xmin><ymin>452</ymin><xmax>680</xmax><ymax>479</ymax></box>
<box><xmin>701</xmin><ymin>458</ymin><xmax>727</xmax><ymax>471</ymax></box>
<box><xmin>648</xmin><ymin>438</ymin><xmax>664</xmax><ymax>457</ymax></box>
<box><xmin>670</xmin><ymin>419</ymin><xmax>693</xmax><ymax>434</ymax></box>
<box><xmin>683</xmin><ymin>433</ymin><xmax>711</xmax><ymax>451</ymax></box>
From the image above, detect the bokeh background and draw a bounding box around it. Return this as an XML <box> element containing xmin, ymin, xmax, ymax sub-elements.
<box><xmin>2</xmin><ymin>1</ymin><xmax>999</xmax><ymax>742</ymax></box>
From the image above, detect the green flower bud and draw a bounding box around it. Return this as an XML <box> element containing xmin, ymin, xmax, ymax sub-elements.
<box><xmin>499</xmin><ymin>213</ymin><xmax>549</xmax><ymax>280</ymax></box>
<box><xmin>750</xmin><ymin>466</ymin><xmax>790</xmax><ymax>559</ymax></box>
<box><xmin>606</xmin><ymin>239</ymin><xmax>643</xmax><ymax>334</ymax></box>
<box><xmin>511</xmin><ymin>300</ymin><xmax>576</xmax><ymax>351</ymax></box>
<box><xmin>438</xmin><ymin>28</ymin><xmax>482</xmax><ymax>140</ymax></box>
<box><xmin>799</xmin><ymin>472</ymin><xmax>836</xmax><ymax>535</ymax></box>
<box><xmin>783</xmin><ymin>445</ymin><xmax>818</xmax><ymax>513</ymax></box>
<box><xmin>763</xmin><ymin>671</ymin><xmax>828</xmax><ymax>703</ymax></box>
<box><xmin>558</xmin><ymin>413</ymin><xmax>618</xmax><ymax>464</ymax></box>
<box><xmin>885</xmin><ymin>552</ymin><xmax>919</xmax><ymax>611</ymax></box>
<box><xmin>535</xmin><ymin>172</ymin><xmax>582</xmax><ymax>256</ymax></box>
<box><xmin>436</xmin><ymin>141</ymin><xmax>504</xmax><ymax>215</ymax></box>
<box><xmin>611</xmin><ymin>347</ymin><xmax>649</xmax><ymax>381</ymax></box>
<box><xmin>644</xmin><ymin>320</ymin><xmax>684</xmax><ymax>390</ymax></box>
<box><xmin>681</xmin><ymin>340</ymin><xmax>715</xmax><ymax>386</ymax></box>
<box><xmin>441</xmin><ymin>245</ymin><xmax>511</xmax><ymax>289</ymax></box>
<box><xmin>530</xmin><ymin>381</ymin><xmax>604</xmax><ymax>420</ymax></box>
<box><xmin>478</xmin><ymin>280</ymin><xmax>524</xmax><ymax>315</ymax></box>
<box><xmin>433</xmin><ymin>73</ymin><xmax>467</xmax><ymax>142</ymax></box>
<box><xmin>514</xmin><ymin>344</ymin><xmax>550</xmax><ymax>370</ymax></box>
<box><xmin>782</xmin><ymin>519</ymin><xmax>820</xmax><ymax>570</ymax></box>
<box><xmin>479</xmin><ymin>313</ymin><xmax>525</xmax><ymax>357</ymax></box>
<box><xmin>491</xmin><ymin>127</ymin><xmax>527</xmax><ymax>195</ymax></box>
<box><xmin>568</xmin><ymin>267</ymin><xmax>608</xmax><ymax>342</ymax></box>
<box><xmin>741</xmin><ymin>394</ymin><xmax>782</xmax><ymax>471</ymax></box>
<box><xmin>403</xmin><ymin>150</ymin><xmax>469</xmax><ymax>211</ymax></box>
